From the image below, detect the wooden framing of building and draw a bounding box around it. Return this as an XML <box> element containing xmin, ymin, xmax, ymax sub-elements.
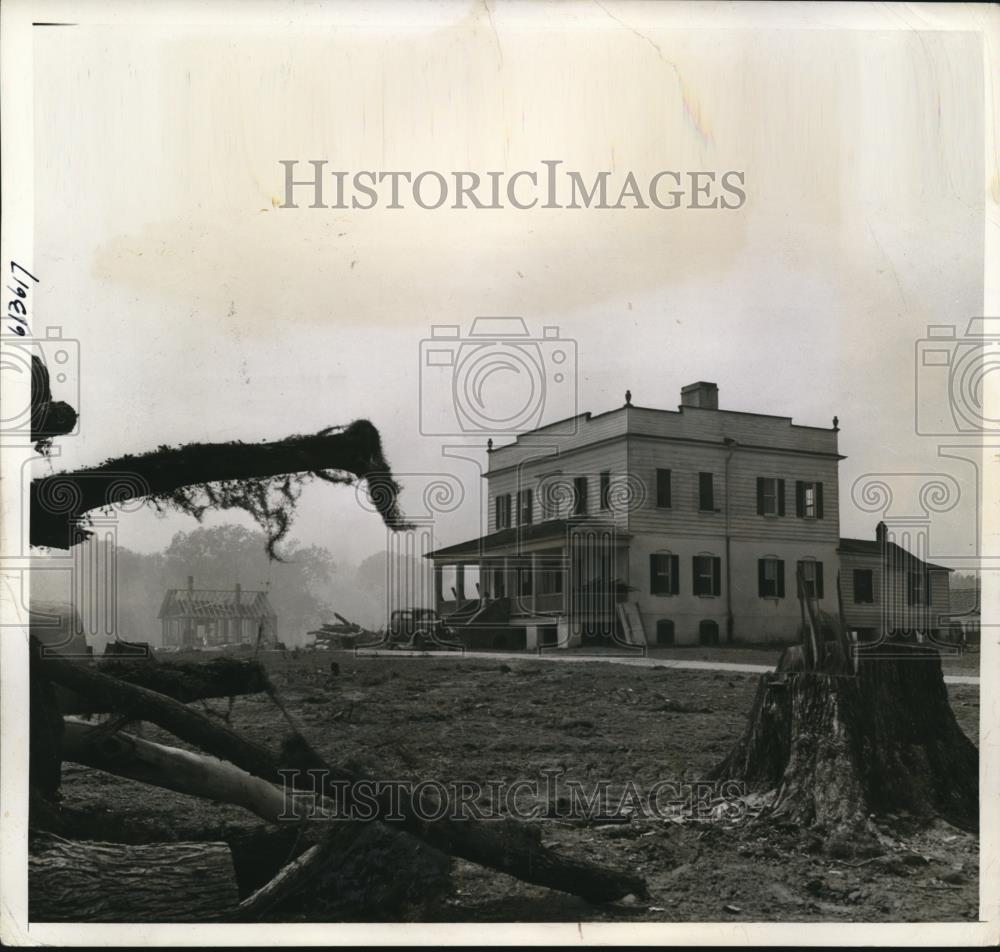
<box><xmin>158</xmin><ymin>576</ymin><xmax>277</xmax><ymax>648</ymax></box>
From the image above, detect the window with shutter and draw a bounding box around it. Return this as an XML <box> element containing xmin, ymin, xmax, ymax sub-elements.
<box><xmin>650</xmin><ymin>553</ymin><xmax>678</xmax><ymax>596</ymax></box>
<box><xmin>693</xmin><ymin>555</ymin><xmax>720</xmax><ymax>596</ymax></box>
<box><xmin>758</xmin><ymin>477</ymin><xmax>784</xmax><ymax>516</ymax></box>
<box><xmin>797</xmin><ymin>481</ymin><xmax>823</xmax><ymax>519</ymax></box>
<box><xmin>759</xmin><ymin>557</ymin><xmax>785</xmax><ymax>598</ymax></box>
<box><xmin>797</xmin><ymin>560</ymin><xmax>824</xmax><ymax>599</ymax></box>
<box><xmin>599</xmin><ymin>472</ymin><xmax>611</xmax><ymax>510</ymax></box>
<box><xmin>573</xmin><ymin>477</ymin><xmax>588</xmax><ymax>515</ymax></box>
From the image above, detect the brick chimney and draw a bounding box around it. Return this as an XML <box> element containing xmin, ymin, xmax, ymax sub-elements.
<box><xmin>680</xmin><ymin>381</ymin><xmax>719</xmax><ymax>410</ymax></box>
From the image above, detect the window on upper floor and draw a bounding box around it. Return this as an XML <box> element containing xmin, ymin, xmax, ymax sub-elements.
<box><xmin>649</xmin><ymin>553</ymin><xmax>679</xmax><ymax>596</ymax></box>
<box><xmin>757</xmin><ymin>477</ymin><xmax>785</xmax><ymax>516</ymax></box>
<box><xmin>698</xmin><ymin>472</ymin><xmax>715</xmax><ymax>512</ymax></box>
<box><xmin>494</xmin><ymin>493</ymin><xmax>512</xmax><ymax>530</ymax></box>
<box><xmin>517</xmin><ymin>488</ymin><xmax>533</xmax><ymax>526</ymax></box>
<box><xmin>693</xmin><ymin>554</ymin><xmax>721</xmax><ymax>596</ymax></box>
<box><xmin>853</xmin><ymin>569</ymin><xmax>874</xmax><ymax>604</ymax></box>
<box><xmin>599</xmin><ymin>472</ymin><xmax>611</xmax><ymax>511</ymax></box>
<box><xmin>797</xmin><ymin>559</ymin><xmax>824</xmax><ymax>599</ymax></box>
<box><xmin>656</xmin><ymin>469</ymin><xmax>672</xmax><ymax>508</ymax></box>
<box><xmin>795</xmin><ymin>481</ymin><xmax>825</xmax><ymax>519</ymax></box>
<box><xmin>758</xmin><ymin>557</ymin><xmax>785</xmax><ymax>598</ymax></box>
<box><xmin>573</xmin><ymin>476</ymin><xmax>588</xmax><ymax>515</ymax></box>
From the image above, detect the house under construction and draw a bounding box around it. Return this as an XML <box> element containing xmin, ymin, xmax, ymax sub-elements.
<box><xmin>158</xmin><ymin>576</ymin><xmax>277</xmax><ymax>647</ymax></box>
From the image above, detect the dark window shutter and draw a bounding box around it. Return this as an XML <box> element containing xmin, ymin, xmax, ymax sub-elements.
<box><xmin>657</xmin><ymin>469</ymin><xmax>672</xmax><ymax>508</ymax></box>
<box><xmin>777</xmin><ymin>480</ymin><xmax>786</xmax><ymax>516</ymax></box>
<box><xmin>756</xmin><ymin>478</ymin><xmax>765</xmax><ymax>515</ymax></box>
<box><xmin>692</xmin><ymin>556</ymin><xmax>700</xmax><ymax>595</ymax></box>
<box><xmin>712</xmin><ymin>557</ymin><xmax>721</xmax><ymax>596</ymax></box>
<box><xmin>795</xmin><ymin>481</ymin><xmax>805</xmax><ymax>517</ymax></box>
<box><xmin>815</xmin><ymin>483</ymin><xmax>824</xmax><ymax>519</ymax></box>
<box><xmin>649</xmin><ymin>554</ymin><xmax>658</xmax><ymax>594</ymax></box>
<box><xmin>815</xmin><ymin>562</ymin><xmax>824</xmax><ymax>599</ymax></box>
<box><xmin>776</xmin><ymin>560</ymin><xmax>785</xmax><ymax>598</ymax></box>
<box><xmin>495</xmin><ymin>496</ymin><xmax>501</xmax><ymax>528</ymax></box>
<box><xmin>758</xmin><ymin>559</ymin><xmax>766</xmax><ymax>597</ymax></box>
<box><xmin>671</xmin><ymin>555</ymin><xmax>680</xmax><ymax>594</ymax></box>
<box><xmin>526</xmin><ymin>489</ymin><xmax>533</xmax><ymax>524</ymax></box>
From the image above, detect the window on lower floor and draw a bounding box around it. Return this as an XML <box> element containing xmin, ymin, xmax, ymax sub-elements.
<box><xmin>797</xmin><ymin>559</ymin><xmax>824</xmax><ymax>599</ymax></box>
<box><xmin>656</xmin><ymin>619</ymin><xmax>675</xmax><ymax>645</ymax></box>
<box><xmin>517</xmin><ymin>565</ymin><xmax>533</xmax><ymax>596</ymax></box>
<box><xmin>853</xmin><ymin>569</ymin><xmax>874</xmax><ymax>604</ymax></box>
<box><xmin>693</xmin><ymin>554</ymin><xmax>721</xmax><ymax>596</ymax></box>
<box><xmin>758</xmin><ymin>558</ymin><xmax>785</xmax><ymax>598</ymax></box>
<box><xmin>699</xmin><ymin>620</ymin><xmax>720</xmax><ymax>645</ymax></box>
<box><xmin>649</xmin><ymin>553</ymin><xmax>679</xmax><ymax>595</ymax></box>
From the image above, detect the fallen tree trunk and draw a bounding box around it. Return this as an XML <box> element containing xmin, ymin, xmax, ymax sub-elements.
<box><xmin>41</xmin><ymin>650</ymin><xmax>645</xmax><ymax>903</ymax></box>
<box><xmin>62</xmin><ymin>718</ymin><xmax>317</xmax><ymax>824</ymax></box>
<box><xmin>29</xmin><ymin>834</ymin><xmax>239</xmax><ymax>922</ymax></box>
<box><xmin>78</xmin><ymin>657</ymin><xmax>273</xmax><ymax>709</ymax></box>
<box><xmin>708</xmin><ymin>643</ymin><xmax>978</xmax><ymax>854</ymax></box>
<box><xmin>30</xmin><ymin>419</ymin><xmax>407</xmax><ymax>550</ymax></box>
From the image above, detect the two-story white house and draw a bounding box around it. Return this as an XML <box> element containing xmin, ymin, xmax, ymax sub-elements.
<box><xmin>426</xmin><ymin>382</ymin><xmax>846</xmax><ymax>649</ymax></box>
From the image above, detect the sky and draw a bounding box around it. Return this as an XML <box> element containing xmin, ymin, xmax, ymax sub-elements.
<box><xmin>27</xmin><ymin>4</ymin><xmax>985</xmax><ymax>572</ymax></box>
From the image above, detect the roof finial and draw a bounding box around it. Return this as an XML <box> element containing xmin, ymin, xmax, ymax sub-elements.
<box><xmin>487</xmin><ymin>438</ymin><xmax>494</xmax><ymax>453</ymax></box>
<box><xmin>833</xmin><ymin>415</ymin><xmax>839</xmax><ymax>431</ymax></box>
<box><xmin>625</xmin><ymin>389</ymin><xmax>632</xmax><ymax>407</ymax></box>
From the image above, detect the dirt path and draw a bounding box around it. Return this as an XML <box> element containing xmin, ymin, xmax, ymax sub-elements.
<box><xmin>354</xmin><ymin>647</ymin><xmax>981</xmax><ymax>685</ymax></box>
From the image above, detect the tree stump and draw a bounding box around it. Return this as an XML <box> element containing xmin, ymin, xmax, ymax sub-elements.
<box><xmin>708</xmin><ymin>643</ymin><xmax>978</xmax><ymax>854</ymax></box>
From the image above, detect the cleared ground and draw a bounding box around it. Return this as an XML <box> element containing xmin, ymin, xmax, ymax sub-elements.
<box><xmin>58</xmin><ymin>650</ymin><xmax>980</xmax><ymax>922</ymax></box>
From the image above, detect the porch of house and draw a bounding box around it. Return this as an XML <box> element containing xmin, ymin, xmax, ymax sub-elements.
<box><xmin>427</xmin><ymin>521</ymin><xmax>632</xmax><ymax>650</ymax></box>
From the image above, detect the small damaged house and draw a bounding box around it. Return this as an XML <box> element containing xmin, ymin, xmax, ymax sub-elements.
<box><xmin>158</xmin><ymin>576</ymin><xmax>277</xmax><ymax>648</ymax></box>
<box><xmin>425</xmin><ymin>382</ymin><xmax>954</xmax><ymax>649</ymax></box>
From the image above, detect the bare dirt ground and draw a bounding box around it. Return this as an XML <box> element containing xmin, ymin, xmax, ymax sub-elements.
<box><xmin>57</xmin><ymin>651</ymin><xmax>980</xmax><ymax>923</ymax></box>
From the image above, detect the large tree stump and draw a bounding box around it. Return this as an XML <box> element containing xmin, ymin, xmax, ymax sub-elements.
<box><xmin>29</xmin><ymin>834</ymin><xmax>239</xmax><ymax>922</ymax></box>
<box><xmin>708</xmin><ymin>644</ymin><xmax>978</xmax><ymax>853</ymax></box>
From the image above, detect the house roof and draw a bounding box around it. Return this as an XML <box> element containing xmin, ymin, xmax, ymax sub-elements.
<box><xmin>158</xmin><ymin>588</ymin><xmax>276</xmax><ymax>620</ymax></box>
<box><xmin>425</xmin><ymin>518</ymin><xmax>627</xmax><ymax>560</ymax></box>
<box><xmin>837</xmin><ymin>537</ymin><xmax>952</xmax><ymax>572</ymax></box>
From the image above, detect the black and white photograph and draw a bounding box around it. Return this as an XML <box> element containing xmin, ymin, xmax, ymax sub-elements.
<box><xmin>1</xmin><ymin>0</ymin><xmax>997</xmax><ymax>944</ymax></box>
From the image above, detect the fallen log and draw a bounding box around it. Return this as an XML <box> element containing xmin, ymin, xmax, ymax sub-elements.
<box><xmin>62</xmin><ymin>718</ymin><xmax>319</xmax><ymax>824</ymax></box>
<box><xmin>29</xmin><ymin>833</ymin><xmax>239</xmax><ymax>922</ymax></box>
<box><xmin>80</xmin><ymin>656</ymin><xmax>273</xmax><ymax>709</ymax></box>
<box><xmin>41</xmin><ymin>650</ymin><xmax>645</xmax><ymax>903</ymax></box>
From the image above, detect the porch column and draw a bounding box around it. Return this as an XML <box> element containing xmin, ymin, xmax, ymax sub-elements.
<box><xmin>434</xmin><ymin>563</ymin><xmax>444</xmax><ymax>607</ymax></box>
<box><xmin>455</xmin><ymin>563</ymin><xmax>466</xmax><ymax>603</ymax></box>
